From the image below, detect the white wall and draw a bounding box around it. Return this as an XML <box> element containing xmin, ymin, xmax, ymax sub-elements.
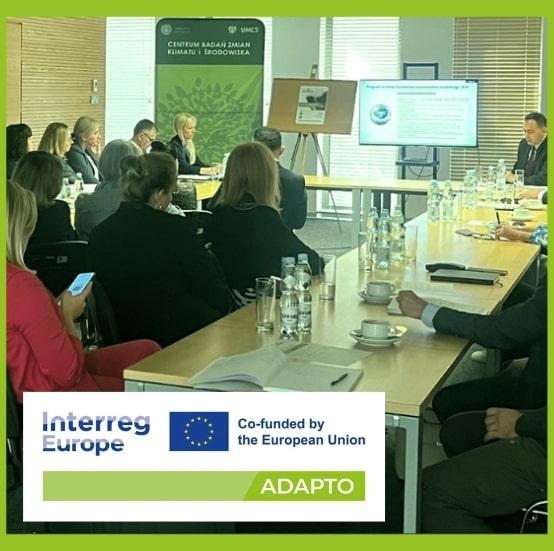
<box><xmin>399</xmin><ymin>17</ymin><xmax>455</xmax><ymax>219</ymax></box>
<box><xmin>271</xmin><ymin>17</ymin><xmax>321</xmax><ymax>174</ymax></box>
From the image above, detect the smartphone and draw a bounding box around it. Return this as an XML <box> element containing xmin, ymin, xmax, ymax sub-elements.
<box><xmin>67</xmin><ymin>272</ymin><xmax>95</xmax><ymax>296</ymax></box>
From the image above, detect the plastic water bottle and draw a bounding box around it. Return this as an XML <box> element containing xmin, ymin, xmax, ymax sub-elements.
<box><xmin>366</xmin><ymin>205</ymin><xmax>379</xmax><ymax>248</ymax></box>
<box><xmin>390</xmin><ymin>206</ymin><xmax>405</xmax><ymax>261</ymax></box>
<box><xmin>221</xmin><ymin>152</ymin><xmax>230</xmax><ymax>177</ymax></box>
<box><xmin>375</xmin><ymin>210</ymin><xmax>391</xmax><ymax>270</ymax></box>
<box><xmin>495</xmin><ymin>160</ymin><xmax>506</xmax><ymax>204</ymax></box>
<box><xmin>441</xmin><ymin>180</ymin><xmax>454</xmax><ymax>222</ymax></box>
<box><xmin>74</xmin><ymin>172</ymin><xmax>84</xmax><ymax>193</ymax></box>
<box><xmin>295</xmin><ymin>253</ymin><xmax>312</xmax><ymax>291</ymax></box>
<box><xmin>485</xmin><ymin>165</ymin><xmax>496</xmax><ymax>203</ymax></box>
<box><xmin>295</xmin><ymin>255</ymin><xmax>312</xmax><ymax>332</ymax></box>
<box><xmin>463</xmin><ymin>170</ymin><xmax>478</xmax><ymax>209</ymax></box>
<box><xmin>60</xmin><ymin>177</ymin><xmax>70</xmax><ymax>199</ymax></box>
<box><xmin>427</xmin><ymin>180</ymin><xmax>441</xmax><ymax>222</ymax></box>
<box><xmin>280</xmin><ymin>259</ymin><xmax>298</xmax><ymax>338</ymax></box>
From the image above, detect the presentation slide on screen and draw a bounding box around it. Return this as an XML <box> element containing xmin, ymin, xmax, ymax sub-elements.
<box><xmin>359</xmin><ymin>80</ymin><xmax>478</xmax><ymax>147</ymax></box>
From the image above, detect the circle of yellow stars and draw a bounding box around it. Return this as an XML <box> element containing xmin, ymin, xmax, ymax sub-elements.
<box><xmin>184</xmin><ymin>416</ymin><xmax>215</xmax><ymax>447</ymax></box>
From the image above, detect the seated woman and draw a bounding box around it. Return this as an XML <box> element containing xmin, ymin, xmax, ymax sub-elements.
<box><xmin>11</xmin><ymin>151</ymin><xmax>77</xmax><ymax>245</ymax></box>
<box><xmin>6</xmin><ymin>180</ymin><xmax>160</xmax><ymax>402</ymax></box>
<box><xmin>207</xmin><ymin>142</ymin><xmax>321</xmax><ymax>305</ymax></box>
<box><xmin>38</xmin><ymin>122</ymin><xmax>78</xmax><ymax>183</ymax></box>
<box><xmin>496</xmin><ymin>222</ymin><xmax>547</xmax><ymax>253</ymax></box>
<box><xmin>88</xmin><ymin>152</ymin><xmax>234</xmax><ymax>347</ymax></box>
<box><xmin>74</xmin><ymin>139</ymin><xmax>139</xmax><ymax>240</ymax></box>
<box><xmin>6</xmin><ymin>123</ymin><xmax>33</xmax><ymax>179</ymax></box>
<box><xmin>66</xmin><ymin>116</ymin><xmax>103</xmax><ymax>184</ymax></box>
<box><xmin>168</xmin><ymin>112</ymin><xmax>219</xmax><ymax>176</ymax></box>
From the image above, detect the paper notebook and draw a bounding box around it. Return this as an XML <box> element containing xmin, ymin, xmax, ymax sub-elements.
<box><xmin>189</xmin><ymin>343</ymin><xmax>366</xmax><ymax>392</ymax></box>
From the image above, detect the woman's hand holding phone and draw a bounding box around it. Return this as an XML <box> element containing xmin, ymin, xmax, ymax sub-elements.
<box><xmin>61</xmin><ymin>283</ymin><xmax>92</xmax><ymax>323</ymax></box>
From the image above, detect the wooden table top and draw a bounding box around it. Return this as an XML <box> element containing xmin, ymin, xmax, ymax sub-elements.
<box><xmin>124</xmin><ymin>207</ymin><xmax>545</xmax><ymax>416</ymax></box>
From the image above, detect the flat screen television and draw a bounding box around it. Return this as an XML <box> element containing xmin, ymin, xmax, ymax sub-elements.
<box><xmin>359</xmin><ymin>79</ymin><xmax>479</xmax><ymax>147</ymax></box>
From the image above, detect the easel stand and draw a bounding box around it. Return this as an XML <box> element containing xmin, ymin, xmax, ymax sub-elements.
<box><xmin>290</xmin><ymin>132</ymin><xmax>341</xmax><ymax>232</ymax></box>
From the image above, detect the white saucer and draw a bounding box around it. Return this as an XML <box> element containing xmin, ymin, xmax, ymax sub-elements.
<box><xmin>349</xmin><ymin>326</ymin><xmax>407</xmax><ymax>348</ymax></box>
<box><xmin>358</xmin><ymin>291</ymin><xmax>396</xmax><ymax>305</ymax></box>
<box><xmin>511</xmin><ymin>214</ymin><xmax>534</xmax><ymax>222</ymax></box>
<box><xmin>519</xmin><ymin>200</ymin><xmax>546</xmax><ymax>211</ymax></box>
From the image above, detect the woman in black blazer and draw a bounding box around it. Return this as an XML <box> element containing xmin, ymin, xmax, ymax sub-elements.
<box><xmin>168</xmin><ymin>112</ymin><xmax>219</xmax><ymax>176</ymax></box>
<box><xmin>88</xmin><ymin>152</ymin><xmax>234</xmax><ymax>347</ymax></box>
<box><xmin>66</xmin><ymin>116</ymin><xmax>102</xmax><ymax>184</ymax></box>
<box><xmin>207</xmin><ymin>142</ymin><xmax>321</xmax><ymax>305</ymax></box>
<box><xmin>11</xmin><ymin>151</ymin><xmax>77</xmax><ymax>245</ymax></box>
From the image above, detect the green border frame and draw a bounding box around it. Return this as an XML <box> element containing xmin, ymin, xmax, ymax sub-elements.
<box><xmin>1</xmin><ymin>3</ymin><xmax>551</xmax><ymax>550</ymax></box>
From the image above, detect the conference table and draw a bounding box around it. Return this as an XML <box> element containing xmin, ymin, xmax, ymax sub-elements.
<box><xmin>191</xmin><ymin>175</ymin><xmax>459</xmax><ymax>246</ymax></box>
<box><xmin>123</xmin><ymin>206</ymin><xmax>545</xmax><ymax>533</ymax></box>
<box><xmin>304</xmin><ymin>175</ymin><xmax>464</xmax><ymax>247</ymax></box>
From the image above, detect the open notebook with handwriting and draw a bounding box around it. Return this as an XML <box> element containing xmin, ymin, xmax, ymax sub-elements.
<box><xmin>188</xmin><ymin>342</ymin><xmax>366</xmax><ymax>392</ymax></box>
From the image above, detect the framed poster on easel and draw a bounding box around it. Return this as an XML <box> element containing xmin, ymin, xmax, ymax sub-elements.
<box><xmin>267</xmin><ymin>78</ymin><xmax>357</xmax><ymax>177</ymax></box>
<box><xmin>267</xmin><ymin>78</ymin><xmax>357</xmax><ymax>135</ymax></box>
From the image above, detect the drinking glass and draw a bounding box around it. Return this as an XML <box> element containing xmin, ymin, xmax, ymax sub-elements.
<box><xmin>319</xmin><ymin>254</ymin><xmax>337</xmax><ymax>300</ymax></box>
<box><xmin>255</xmin><ymin>277</ymin><xmax>276</xmax><ymax>331</ymax></box>
<box><xmin>404</xmin><ymin>225</ymin><xmax>418</xmax><ymax>263</ymax></box>
<box><xmin>358</xmin><ymin>232</ymin><xmax>373</xmax><ymax>272</ymax></box>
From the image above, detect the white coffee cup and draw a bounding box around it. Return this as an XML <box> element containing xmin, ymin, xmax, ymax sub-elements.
<box><xmin>361</xmin><ymin>319</ymin><xmax>393</xmax><ymax>339</ymax></box>
<box><xmin>366</xmin><ymin>281</ymin><xmax>395</xmax><ymax>298</ymax></box>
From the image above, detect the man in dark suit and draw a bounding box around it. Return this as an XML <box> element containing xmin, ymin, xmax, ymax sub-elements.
<box><xmin>397</xmin><ymin>279</ymin><xmax>546</xmax><ymax>422</ymax></box>
<box><xmin>253</xmin><ymin>127</ymin><xmax>308</xmax><ymax>230</ymax></box>
<box><xmin>506</xmin><ymin>111</ymin><xmax>547</xmax><ymax>187</ymax></box>
<box><xmin>422</xmin><ymin>406</ymin><xmax>546</xmax><ymax>533</ymax></box>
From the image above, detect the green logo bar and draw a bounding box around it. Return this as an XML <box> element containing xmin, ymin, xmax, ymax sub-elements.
<box><xmin>245</xmin><ymin>471</ymin><xmax>365</xmax><ymax>501</ymax></box>
<box><xmin>43</xmin><ymin>471</ymin><xmax>364</xmax><ymax>502</ymax></box>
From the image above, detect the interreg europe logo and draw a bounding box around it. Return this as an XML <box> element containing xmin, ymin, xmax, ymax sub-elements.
<box><xmin>169</xmin><ymin>412</ymin><xmax>229</xmax><ymax>451</ymax></box>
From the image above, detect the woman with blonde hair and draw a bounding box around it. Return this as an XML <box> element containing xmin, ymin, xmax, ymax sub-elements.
<box><xmin>207</xmin><ymin>142</ymin><xmax>320</xmax><ymax>305</ymax></box>
<box><xmin>66</xmin><ymin>116</ymin><xmax>103</xmax><ymax>184</ymax></box>
<box><xmin>11</xmin><ymin>151</ymin><xmax>76</xmax><ymax>245</ymax></box>
<box><xmin>38</xmin><ymin>122</ymin><xmax>77</xmax><ymax>183</ymax></box>
<box><xmin>6</xmin><ymin>180</ymin><xmax>160</xmax><ymax>402</ymax></box>
<box><xmin>168</xmin><ymin>112</ymin><xmax>218</xmax><ymax>176</ymax></box>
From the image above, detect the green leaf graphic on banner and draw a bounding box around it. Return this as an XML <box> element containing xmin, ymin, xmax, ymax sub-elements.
<box><xmin>156</xmin><ymin>65</ymin><xmax>263</xmax><ymax>163</ymax></box>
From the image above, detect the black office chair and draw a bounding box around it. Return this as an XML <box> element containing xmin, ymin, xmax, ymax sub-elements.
<box><xmin>173</xmin><ymin>181</ymin><xmax>198</xmax><ymax>211</ymax></box>
<box><xmin>81</xmin><ymin>279</ymin><xmax>121</xmax><ymax>348</ymax></box>
<box><xmin>25</xmin><ymin>240</ymin><xmax>88</xmax><ymax>297</ymax></box>
<box><xmin>6</xmin><ymin>375</ymin><xmax>23</xmax><ymax>489</ymax></box>
<box><xmin>520</xmin><ymin>500</ymin><xmax>548</xmax><ymax>533</ymax></box>
<box><xmin>183</xmin><ymin>210</ymin><xmax>213</xmax><ymax>243</ymax></box>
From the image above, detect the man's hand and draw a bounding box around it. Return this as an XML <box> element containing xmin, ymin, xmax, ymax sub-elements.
<box><xmin>505</xmin><ymin>171</ymin><xmax>515</xmax><ymax>184</ymax></box>
<box><xmin>397</xmin><ymin>290</ymin><xmax>428</xmax><ymax>319</ymax></box>
<box><xmin>483</xmin><ymin>407</ymin><xmax>523</xmax><ymax>442</ymax></box>
<box><xmin>517</xmin><ymin>187</ymin><xmax>542</xmax><ymax>200</ymax></box>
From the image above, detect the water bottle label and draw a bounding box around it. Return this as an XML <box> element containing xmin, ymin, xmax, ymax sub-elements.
<box><xmin>283</xmin><ymin>275</ymin><xmax>296</xmax><ymax>289</ymax></box>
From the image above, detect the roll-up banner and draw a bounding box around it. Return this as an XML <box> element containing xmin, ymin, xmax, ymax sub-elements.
<box><xmin>156</xmin><ymin>18</ymin><xmax>265</xmax><ymax>164</ymax></box>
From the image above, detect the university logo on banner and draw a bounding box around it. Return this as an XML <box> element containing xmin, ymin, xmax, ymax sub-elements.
<box><xmin>169</xmin><ymin>412</ymin><xmax>229</xmax><ymax>451</ymax></box>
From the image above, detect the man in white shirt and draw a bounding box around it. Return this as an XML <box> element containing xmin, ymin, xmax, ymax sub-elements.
<box><xmin>130</xmin><ymin>119</ymin><xmax>158</xmax><ymax>154</ymax></box>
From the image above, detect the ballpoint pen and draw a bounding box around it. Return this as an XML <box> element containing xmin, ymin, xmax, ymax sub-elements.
<box><xmin>330</xmin><ymin>373</ymin><xmax>348</xmax><ymax>386</ymax></box>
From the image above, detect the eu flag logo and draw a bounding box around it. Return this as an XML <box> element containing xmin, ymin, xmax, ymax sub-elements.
<box><xmin>169</xmin><ymin>412</ymin><xmax>229</xmax><ymax>451</ymax></box>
